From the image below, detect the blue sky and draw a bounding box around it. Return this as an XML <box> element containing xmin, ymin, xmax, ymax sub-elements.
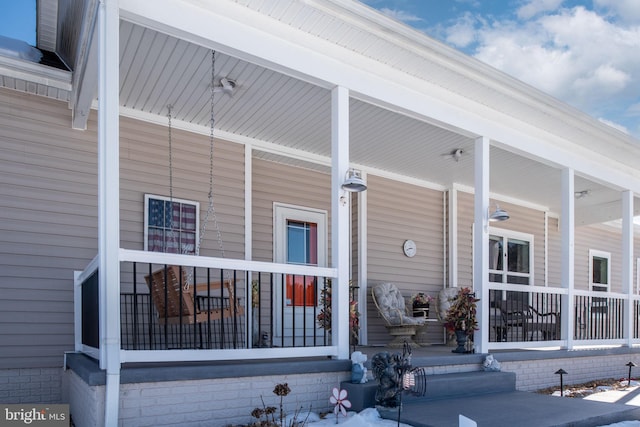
<box><xmin>362</xmin><ymin>0</ymin><xmax>640</xmax><ymax>139</ymax></box>
<box><xmin>1</xmin><ymin>0</ymin><xmax>638</xmax><ymax>139</ymax></box>
<box><xmin>0</xmin><ymin>1</ymin><xmax>36</xmax><ymax>45</ymax></box>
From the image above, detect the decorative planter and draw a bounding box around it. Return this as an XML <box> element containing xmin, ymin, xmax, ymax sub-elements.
<box><xmin>452</xmin><ymin>329</ymin><xmax>468</xmax><ymax>353</ymax></box>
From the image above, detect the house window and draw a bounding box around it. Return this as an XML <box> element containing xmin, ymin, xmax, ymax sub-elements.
<box><xmin>144</xmin><ymin>194</ymin><xmax>199</xmax><ymax>254</ymax></box>
<box><xmin>488</xmin><ymin>230</ymin><xmax>533</xmax><ymax>285</ymax></box>
<box><xmin>589</xmin><ymin>250</ymin><xmax>610</xmax><ymax>293</ymax></box>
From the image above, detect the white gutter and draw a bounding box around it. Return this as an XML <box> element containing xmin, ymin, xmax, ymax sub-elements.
<box><xmin>0</xmin><ymin>54</ymin><xmax>71</xmax><ymax>90</ymax></box>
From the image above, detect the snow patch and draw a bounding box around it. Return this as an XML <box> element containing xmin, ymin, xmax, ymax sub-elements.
<box><xmin>0</xmin><ymin>35</ymin><xmax>42</xmax><ymax>62</ymax></box>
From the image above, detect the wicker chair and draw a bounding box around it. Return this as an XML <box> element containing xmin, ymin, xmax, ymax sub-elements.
<box><xmin>371</xmin><ymin>283</ymin><xmax>425</xmax><ymax>348</ymax></box>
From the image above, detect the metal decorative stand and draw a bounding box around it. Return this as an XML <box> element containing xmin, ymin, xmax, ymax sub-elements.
<box><xmin>372</xmin><ymin>341</ymin><xmax>427</xmax><ymax>427</ymax></box>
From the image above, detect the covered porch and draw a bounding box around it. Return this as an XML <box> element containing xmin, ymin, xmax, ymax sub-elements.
<box><xmin>65</xmin><ymin>0</ymin><xmax>640</xmax><ymax>425</ymax></box>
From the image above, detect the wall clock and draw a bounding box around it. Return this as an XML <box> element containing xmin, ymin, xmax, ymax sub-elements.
<box><xmin>403</xmin><ymin>239</ymin><xmax>417</xmax><ymax>257</ymax></box>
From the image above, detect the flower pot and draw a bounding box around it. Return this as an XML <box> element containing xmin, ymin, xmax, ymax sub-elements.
<box><xmin>452</xmin><ymin>329</ymin><xmax>468</xmax><ymax>353</ymax></box>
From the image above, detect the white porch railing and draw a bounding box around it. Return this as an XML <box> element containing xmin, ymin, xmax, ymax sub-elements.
<box><xmin>487</xmin><ymin>282</ymin><xmax>640</xmax><ymax>350</ymax></box>
<box><xmin>74</xmin><ymin>249</ymin><xmax>339</xmax><ymax>364</ymax></box>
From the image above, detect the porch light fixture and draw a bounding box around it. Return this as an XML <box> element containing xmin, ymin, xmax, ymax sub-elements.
<box><xmin>213</xmin><ymin>77</ymin><xmax>236</xmax><ymax>95</ymax></box>
<box><xmin>342</xmin><ymin>168</ymin><xmax>367</xmax><ymax>192</ymax></box>
<box><xmin>574</xmin><ymin>190</ymin><xmax>590</xmax><ymax>199</ymax></box>
<box><xmin>489</xmin><ymin>205</ymin><xmax>509</xmax><ymax>222</ymax></box>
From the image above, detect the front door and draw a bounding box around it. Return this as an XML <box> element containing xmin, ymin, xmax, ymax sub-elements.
<box><xmin>274</xmin><ymin>203</ymin><xmax>327</xmax><ymax>345</ymax></box>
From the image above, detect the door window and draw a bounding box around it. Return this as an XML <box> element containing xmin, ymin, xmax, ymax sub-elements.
<box><xmin>285</xmin><ymin>220</ymin><xmax>318</xmax><ymax>306</ymax></box>
<box><xmin>489</xmin><ymin>231</ymin><xmax>532</xmax><ymax>285</ymax></box>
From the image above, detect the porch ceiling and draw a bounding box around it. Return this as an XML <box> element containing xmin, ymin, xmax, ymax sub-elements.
<box><xmin>116</xmin><ymin>19</ymin><xmax>640</xmax><ymax>225</ymax></box>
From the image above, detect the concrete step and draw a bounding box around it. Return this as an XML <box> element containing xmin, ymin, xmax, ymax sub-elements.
<box><xmin>341</xmin><ymin>370</ymin><xmax>516</xmax><ymax>412</ymax></box>
<box><xmin>407</xmin><ymin>370</ymin><xmax>517</xmax><ymax>401</ymax></box>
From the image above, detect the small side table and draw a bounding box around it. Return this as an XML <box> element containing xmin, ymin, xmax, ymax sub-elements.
<box><xmin>412</xmin><ymin>307</ymin><xmax>430</xmax><ymax>318</ymax></box>
<box><xmin>412</xmin><ymin>309</ymin><xmax>437</xmax><ymax>346</ymax></box>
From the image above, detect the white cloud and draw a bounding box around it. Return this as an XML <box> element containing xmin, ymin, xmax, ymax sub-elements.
<box><xmin>573</xmin><ymin>64</ymin><xmax>630</xmax><ymax>94</ymax></box>
<box><xmin>444</xmin><ymin>13</ymin><xmax>479</xmax><ymax>48</ymax></box>
<box><xmin>598</xmin><ymin>118</ymin><xmax>629</xmax><ymax>134</ymax></box>
<box><xmin>594</xmin><ymin>0</ymin><xmax>640</xmax><ymax>24</ymax></box>
<box><xmin>448</xmin><ymin>5</ymin><xmax>640</xmax><ymax>136</ymax></box>
<box><xmin>516</xmin><ymin>0</ymin><xmax>564</xmax><ymax>20</ymax></box>
<box><xmin>378</xmin><ymin>7</ymin><xmax>423</xmax><ymax>23</ymax></box>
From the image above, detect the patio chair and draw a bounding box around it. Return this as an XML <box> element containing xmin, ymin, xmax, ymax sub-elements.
<box><xmin>144</xmin><ymin>266</ymin><xmax>243</xmax><ymax>347</ymax></box>
<box><xmin>493</xmin><ymin>299</ymin><xmax>559</xmax><ymax>341</ymax></box>
<box><xmin>371</xmin><ymin>283</ymin><xmax>425</xmax><ymax>348</ymax></box>
<box><xmin>524</xmin><ymin>305</ymin><xmax>560</xmax><ymax>340</ymax></box>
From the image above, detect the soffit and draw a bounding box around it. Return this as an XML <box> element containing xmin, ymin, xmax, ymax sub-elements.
<box><xmin>118</xmin><ymin>18</ymin><xmax>640</xmax><ymax>222</ymax></box>
<box><xmin>232</xmin><ymin>0</ymin><xmax>640</xmax><ymax>166</ymax></box>
<box><xmin>10</xmin><ymin>1</ymin><xmax>636</xmax><ymax>224</ymax></box>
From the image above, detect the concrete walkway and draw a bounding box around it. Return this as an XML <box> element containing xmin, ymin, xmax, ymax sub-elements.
<box><xmin>376</xmin><ymin>375</ymin><xmax>640</xmax><ymax>427</ymax></box>
<box><xmin>393</xmin><ymin>390</ymin><xmax>640</xmax><ymax>427</ymax></box>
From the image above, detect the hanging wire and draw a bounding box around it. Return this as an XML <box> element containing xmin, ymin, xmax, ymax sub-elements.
<box><xmin>165</xmin><ymin>50</ymin><xmax>230</xmax><ymax>291</ymax></box>
<box><xmin>194</xmin><ymin>49</ymin><xmax>231</xmax><ymax>284</ymax></box>
<box><xmin>197</xmin><ymin>50</ymin><xmax>226</xmax><ymax>260</ymax></box>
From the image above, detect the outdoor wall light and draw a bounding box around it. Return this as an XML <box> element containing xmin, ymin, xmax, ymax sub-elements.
<box><xmin>489</xmin><ymin>205</ymin><xmax>510</xmax><ymax>222</ymax></box>
<box><xmin>339</xmin><ymin>168</ymin><xmax>367</xmax><ymax>206</ymax></box>
<box><xmin>341</xmin><ymin>168</ymin><xmax>367</xmax><ymax>192</ymax></box>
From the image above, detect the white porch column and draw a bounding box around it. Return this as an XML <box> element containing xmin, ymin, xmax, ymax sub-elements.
<box><xmin>331</xmin><ymin>86</ymin><xmax>350</xmax><ymax>359</ymax></box>
<box><xmin>561</xmin><ymin>168</ymin><xmax>575</xmax><ymax>349</ymax></box>
<box><xmin>473</xmin><ymin>136</ymin><xmax>490</xmax><ymax>353</ymax></box>
<box><xmin>622</xmin><ymin>190</ymin><xmax>634</xmax><ymax>347</ymax></box>
<box><xmin>98</xmin><ymin>0</ymin><xmax>121</xmax><ymax>425</ymax></box>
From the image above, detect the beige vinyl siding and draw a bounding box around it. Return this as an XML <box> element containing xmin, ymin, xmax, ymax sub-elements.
<box><xmin>366</xmin><ymin>175</ymin><xmax>445</xmax><ymax>345</ymax></box>
<box><xmin>574</xmin><ymin>225</ymin><xmax>623</xmax><ymax>292</ymax></box>
<box><xmin>0</xmin><ymin>88</ymin><xmax>246</xmax><ymax>369</ymax></box>
<box><xmin>456</xmin><ymin>191</ymin><xmax>547</xmax><ymax>287</ymax></box>
<box><xmin>547</xmin><ymin>216</ymin><xmax>562</xmax><ymax>286</ymax></box>
<box><xmin>251</xmin><ymin>158</ymin><xmax>331</xmax><ymax>264</ymax></box>
<box><xmin>0</xmin><ymin>89</ymin><xmax>96</xmax><ymax>369</ymax></box>
<box><xmin>456</xmin><ymin>192</ymin><xmax>474</xmax><ymax>286</ymax></box>
<box><xmin>119</xmin><ymin>117</ymin><xmax>245</xmax><ymax>260</ymax></box>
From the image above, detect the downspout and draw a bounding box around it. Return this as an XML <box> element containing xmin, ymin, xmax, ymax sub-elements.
<box><xmin>358</xmin><ymin>172</ymin><xmax>368</xmax><ymax>345</ymax></box>
<box><xmin>448</xmin><ymin>187</ymin><xmax>458</xmax><ymax>288</ymax></box>
<box><xmin>561</xmin><ymin>169</ymin><xmax>575</xmax><ymax>350</ymax></box>
<box><xmin>622</xmin><ymin>190</ymin><xmax>634</xmax><ymax>348</ymax></box>
<box><xmin>98</xmin><ymin>0</ymin><xmax>121</xmax><ymax>425</ymax></box>
<box><xmin>544</xmin><ymin>211</ymin><xmax>548</xmax><ymax>287</ymax></box>
<box><xmin>245</xmin><ymin>145</ymin><xmax>253</xmax><ymax>346</ymax></box>
<box><xmin>443</xmin><ymin>190</ymin><xmax>447</xmax><ymax>288</ymax></box>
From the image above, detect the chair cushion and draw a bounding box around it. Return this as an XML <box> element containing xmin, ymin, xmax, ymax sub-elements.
<box><xmin>373</xmin><ymin>283</ymin><xmax>424</xmax><ymax>326</ymax></box>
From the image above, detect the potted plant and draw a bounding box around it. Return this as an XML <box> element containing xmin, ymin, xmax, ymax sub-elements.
<box><xmin>411</xmin><ymin>292</ymin><xmax>433</xmax><ymax>317</ymax></box>
<box><xmin>317</xmin><ymin>279</ymin><xmax>360</xmax><ymax>344</ymax></box>
<box><xmin>443</xmin><ymin>287</ymin><xmax>479</xmax><ymax>353</ymax></box>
